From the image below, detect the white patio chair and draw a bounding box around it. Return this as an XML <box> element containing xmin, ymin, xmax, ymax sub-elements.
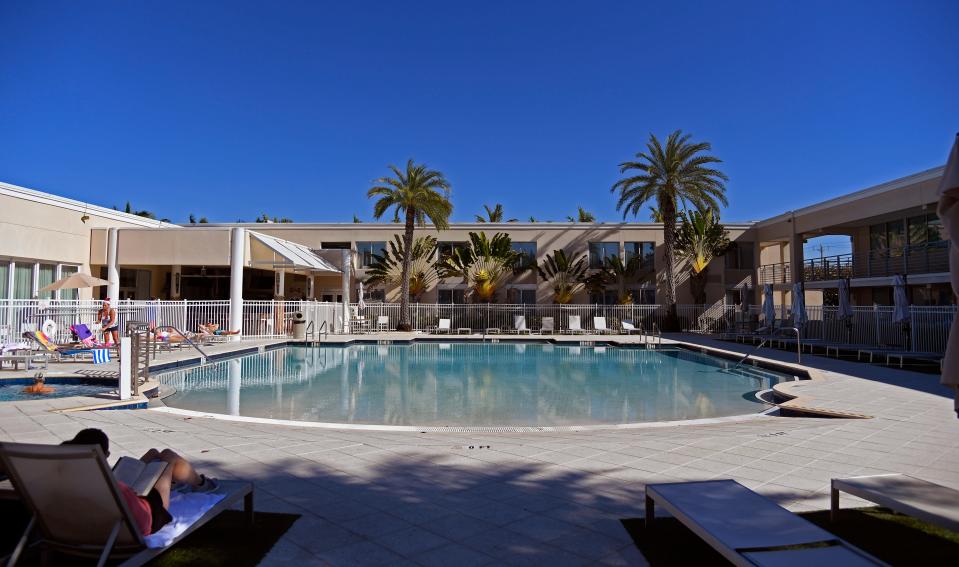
<box><xmin>621</xmin><ymin>320</ymin><xmax>641</xmax><ymax>334</ymax></box>
<box><xmin>566</xmin><ymin>315</ymin><xmax>584</xmax><ymax>334</ymax></box>
<box><xmin>434</xmin><ymin>319</ymin><xmax>451</xmax><ymax>334</ymax></box>
<box><xmin>512</xmin><ymin>315</ymin><xmax>531</xmax><ymax>334</ymax></box>
<box><xmin>593</xmin><ymin>316</ymin><xmax>610</xmax><ymax>334</ymax></box>
<box><xmin>375</xmin><ymin>315</ymin><xmax>389</xmax><ymax>332</ymax></box>
<box><xmin>537</xmin><ymin>317</ymin><xmax>555</xmax><ymax>334</ymax></box>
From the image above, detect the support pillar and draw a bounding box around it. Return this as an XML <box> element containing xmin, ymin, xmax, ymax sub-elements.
<box><xmin>227</xmin><ymin>359</ymin><xmax>241</xmax><ymax>416</ymax></box>
<box><xmin>275</xmin><ymin>270</ymin><xmax>285</xmax><ymax>299</ymax></box>
<box><xmin>229</xmin><ymin>227</ymin><xmax>245</xmax><ymax>340</ymax></box>
<box><xmin>341</xmin><ymin>250</ymin><xmax>351</xmax><ymax>333</ymax></box>
<box><xmin>171</xmin><ymin>265</ymin><xmax>182</xmax><ymax>299</ymax></box>
<box><xmin>107</xmin><ymin>228</ymin><xmax>120</xmax><ymax>301</ymax></box>
<box><xmin>307</xmin><ymin>275</ymin><xmax>315</xmax><ymax>300</ymax></box>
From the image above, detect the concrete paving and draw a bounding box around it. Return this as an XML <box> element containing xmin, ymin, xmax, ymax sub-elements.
<box><xmin>1</xmin><ymin>333</ymin><xmax>957</xmax><ymax>566</ymax></box>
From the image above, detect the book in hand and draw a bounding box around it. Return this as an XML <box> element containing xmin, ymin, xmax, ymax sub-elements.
<box><xmin>112</xmin><ymin>457</ymin><xmax>168</xmax><ymax>497</ymax></box>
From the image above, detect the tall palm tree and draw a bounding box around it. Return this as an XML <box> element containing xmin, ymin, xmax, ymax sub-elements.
<box><xmin>537</xmin><ymin>249</ymin><xmax>588</xmax><ymax>303</ymax></box>
<box><xmin>475</xmin><ymin>203</ymin><xmax>517</xmax><ymax>223</ymax></box>
<box><xmin>438</xmin><ymin>232</ymin><xmax>521</xmax><ymax>303</ymax></box>
<box><xmin>612</xmin><ymin>130</ymin><xmax>728</xmax><ymax>327</ymax></box>
<box><xmin>675</xmin><ymin>209</ymin><xmax>730</xmax><ymax>304</ymax></box>
<box><xmin>368</xmin><ymin>160</ymin><xmax>453</xmax><ymax>330</ymax></box>
<box><xmin>566</xmin><ymin>207</ymin><xmax>595</xmax><ymax>222</ymax></box>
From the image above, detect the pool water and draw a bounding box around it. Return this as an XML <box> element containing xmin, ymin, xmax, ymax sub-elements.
<box><xmin>159</xmin><ymin>343</ymin><xmax>794</xmax><ymax>427</ymax></box>
<box><xmin>0</xmin><ymin>382</ymin><xmax>113</xmax><ymax>401</ymax></box>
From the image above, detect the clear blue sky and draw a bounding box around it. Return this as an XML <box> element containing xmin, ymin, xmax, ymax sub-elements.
<box><xmin>1</xmin><ymin>1</ymin><xmax>956</xmax><ymax>224</ymax></box>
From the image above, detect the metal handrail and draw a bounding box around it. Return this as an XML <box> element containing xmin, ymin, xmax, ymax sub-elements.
<box><xmin>153</xmin><ymin>325</ymin><xmax>208</xmax><ymax>359</ymax></box>
<box><xmin>733</xmin><ymin>337</ymin><xmax>769</xmax><ymax>369</ymax></box>
<box><xmin>778</xmin><ymin>326</ymin><xmax>801</xmax><ymax>363</ymax></box>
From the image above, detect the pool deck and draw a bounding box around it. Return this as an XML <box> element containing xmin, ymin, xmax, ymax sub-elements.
<box><xmin>1</xmin><ymin>332</ymin><xmax>957</xmax><ymax>566</ymax></box>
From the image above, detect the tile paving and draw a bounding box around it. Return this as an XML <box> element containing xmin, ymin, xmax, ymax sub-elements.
<box><xmin>1</xmin><ymin>333</ymin><xmax>958</xmax><ymax>565</ymax></box>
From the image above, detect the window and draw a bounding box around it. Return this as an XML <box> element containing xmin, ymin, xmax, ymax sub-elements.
<box><xmin>589</xmin><ymin>289</ymin><xmax>619</xmax><ymax>305</ymax></box>
<box><xmin>438</xmin><ymin>288</ymin><xmax>466</xmax><ymax>304</ymax></box>
<box><xmin>507</xmin><ymin>287</ymin><xmax>537</xmax><ymax>304</ymax></box>
<box><xmin>588</xmin><ymin>242</ymin><xmax>619</xmax><ymax>269</ymax></box>
<box><xmin>870</xmin><ymin>221</ymin><xmax>906</xmax><ymax>253</ymax></box>
<box><xmin>510</xmin><ymin>242</ymin><xmax>537</xmax><ymax>269</ymax></box>
<box><xmin>624</xmin><ymin>242</ymin><xmax>655</xmax><ymax>268</ymax></box>
<box><xmin>724</xmin><ymin>242</ymin><xmax>755</xmax><ymax>269</ymax></box>
<box><xmin>437</xmin><ymin>242</ymin><xmax>468</xmax><ymax>262</ymax></box>
<box><xmin>356</xmin><ymin>241</ymin><xmax>387</xmax><ymax>268</ymax></box>
<box><xmin>908</xmin><ymin>214</ymin><xmax>945</xmax><ymax>247</ymax></box>
<box><xmin>60</xmin><ymin>265</ymin><xmax>79</xmax><ymax>300</ymax></box>
<box><xmin>360</xmin><ymin>287</ymin><xmax>385</xmax><ymax>302</ymax></box>
<box><xmin>13</xmin><ymin>264</ymin><xmax>32</xmax><ymax>299</ymax></box>
<box><xmin>634</xmin><ymin>288</ymin><xmax>656</xmax><ymax>305</ymax></box>
<box><xmin>37</xmin><ymin>264</ymin><xmax>55</xmax><ymax>299</ymax></box>
<box><xmin>0</xmin><ymin>263</ymin><xmax>7</xmax><ymax>299</ymax></box>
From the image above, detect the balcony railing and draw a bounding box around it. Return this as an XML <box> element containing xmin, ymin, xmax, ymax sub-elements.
<box><xmin>757</xmin><ymin>263</ymin><xmax>791</xmax><ymax>285</ymax></box>
<box><xmin>759</xmin><ymin>241</ymin><xmax>950</xmax><ymax>284</ymax></box>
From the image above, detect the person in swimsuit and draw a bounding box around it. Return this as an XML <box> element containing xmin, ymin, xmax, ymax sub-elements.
<box><xmin>97</xmin><ymin>298</ymin><xmax>119</xmax><ymax>345</ymax></box>
<box><xmin>62</xmin><ymin>429</ymin><xmax>218</xmax><ymax>536</ymax></box>
<box><xmin>22</xmin><ymin>372</ymin><xmax>55</xmax><ymax>395</ymax></box>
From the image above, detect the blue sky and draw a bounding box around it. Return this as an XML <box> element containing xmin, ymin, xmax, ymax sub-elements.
<box><xmin>1</xmin><ymin>1</ymin><xmax>956</xmax><ymax>224</ymax></box>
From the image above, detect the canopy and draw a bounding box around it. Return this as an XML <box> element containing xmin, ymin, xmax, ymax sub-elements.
<box><xmin>791</xmin><ymin>282</ymin><xmax>808</xmax><ymax>327</ymax></box>
<box><xmin>39</xmin><ymin>272</ymin><xmax>110</xmax><ymax>292</ymax></box>
<box><xmin>248</xmin><ymin>231</ymin><xmax>340</xmax><ymax>273</ymax></box>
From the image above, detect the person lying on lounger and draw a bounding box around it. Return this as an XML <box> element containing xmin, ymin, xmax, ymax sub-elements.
<box><xmin>62</xmin><ymin>428</ymin><xmax>218</xmax><ymax>536</ymax></box>
<box><xmin>22</xmin><ymin>372</ymin><xmax>54</xmax><ymax>395</ymax></box>
<box><xmin>198</xmin><ymin>323</ymin><xmax>240</xmax><ymax>336</ymax></box>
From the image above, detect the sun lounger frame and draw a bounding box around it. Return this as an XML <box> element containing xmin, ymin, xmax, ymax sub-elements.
<box><xmin>831</xmin><ymin>474</ymin><xmax>959</xmax><ymax>532</ymax></box>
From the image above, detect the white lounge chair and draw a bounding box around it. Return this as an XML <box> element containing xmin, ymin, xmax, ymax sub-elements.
<box><xmin>0</xmin><ymin>441</ymin><xmax>254</xmax><ymax>567</ymax></box>
<box><xmin>831</xmin><ymin>474</ymin><xmax>959</xmax><ymax>531</ymax></box>
<box><xmin>645</xmin><ymin>480</ymin><xmax>884</xmax><ymax>566</ymax></box>
<box><xmin>621</xmin><ymin>320</ymin><xmax>641</xmax><ymax>334</ymax></box>
<box><xmin>512</xmin><ymin>315</ymin><xmax>531</xmax><ymax>334</ymax></box>
<box><xmin>566</xmin><ymin>315</ymin><xmax>585</xmax><ymax>334</ymax></box>
<box><xmin>537</xmin><ymin>317</ymin><xmax>555</xmax><ymax>334</ymax></box>
<box><xmin>375</xmin><ymin>315</ymin><xmax>390</xmax><ymax>332</ymax></box>
<box><xmin>593</xmin><ymin>317</ymin><xmax>610</xmax><ymax>334</ymax></box>
<box><xmin>434</xmin><ymin>319</ymin><xmax>451</xmax><ymax>334</ymax></box>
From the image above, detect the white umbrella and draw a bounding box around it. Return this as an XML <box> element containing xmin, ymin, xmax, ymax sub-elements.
<box><xmin>892</xmin><ymin>274</ymin><xmax>909</xmax><ymax>324</ymax></box>
<box><xmin>837</xmin><ymin>278</ymin><xmax>853</xmax><ymax>320</ymax></box>
<box><xmin>936</xmin><ymin>133</ymin><xmax>959</xmax><ymax>414</ymax></box>
<box><xmin>358</xmin><ymin>281</ymin><xmax>367</xmax><ymax>311</ymax></box>
<box><xmin>791</xmin><ymin>282</ymin><xmax>808</xmax><ymax>327</ymax></box>
<box><xmin>39</xmin><ymin>272</ymin><xmax>110</xmax><ymax>292</ymax></box>
<box><xmin>762</xmin><ymin>284</ymin><xmax>776</xmax><ymax>326</ymax></box>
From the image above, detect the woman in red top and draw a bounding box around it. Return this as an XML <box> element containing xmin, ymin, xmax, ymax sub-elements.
<box><xmin>62</xmin><ymin>429</ymin><xmax>217</xmax><ymax>536</ymax></box>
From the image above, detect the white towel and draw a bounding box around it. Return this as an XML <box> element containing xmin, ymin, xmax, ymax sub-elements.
<box><xmin>1</xmin><ymin>341</ymin><xmax>30</xmax><ymax>354</ymax></box>
<box><xmin>144</xmin><ymin>491</ymin><xmax>226</xmax><ymax>548</ymax></box>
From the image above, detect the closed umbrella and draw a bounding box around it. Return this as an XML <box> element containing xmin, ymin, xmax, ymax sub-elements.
<box><xmin>791</xmin><ymin>282</ymin><xmax>808</xmax><ymax>327</ymax></box>
<box><xmin>762</xmin><ymin>284</ymin><xmax>775</xmax><ymax>327</ymax></box>
<box><xmin>358</xmin><ymin>281</ymin><xmax>367</xmax><ymax>311</ymax></box>
<box><xmin>936</xmin><ymin>133</ymin><xmax>959</xmax><ymax>416</ymax></box>
<box><xmin>837</xmin><ymin>278</ymin><xmax>853</xmax><ymax>343</ymax></box>
<box><xmin>892</xmin><ymin>274</ymin><xmax>911</xmax><ymax>352</ymax></box>
<box><xmin>39</xmin><ymin>272</ymin><xmax>110</xmax><ymax>292</ymax></box>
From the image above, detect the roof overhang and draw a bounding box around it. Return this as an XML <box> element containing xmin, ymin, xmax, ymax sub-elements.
<box><xmin>248</xmin><ymin>231</ymin><xmax>341</xmax><ymax>273</ymax></box>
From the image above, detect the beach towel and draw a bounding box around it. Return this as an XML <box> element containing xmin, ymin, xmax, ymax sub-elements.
<box><xmin>92</xmin><ymin>349</ymin><xmax>111</xmax><ymax>364</ymax></box>
<box><xmin>1</xmin><ymin>341</ymin><xmax>30</xmax><ymax>354</ymax></box>
<box><xmin>144</xmin><ymin>491</ymin><xmax>225</xmax><ymax>548</ymax></box>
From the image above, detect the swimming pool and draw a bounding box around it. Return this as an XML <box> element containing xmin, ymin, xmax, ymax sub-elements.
<box><xmin>158</xmin><ymin>343</ymin><xmax>795</xmax><ymax>427</ymax></box>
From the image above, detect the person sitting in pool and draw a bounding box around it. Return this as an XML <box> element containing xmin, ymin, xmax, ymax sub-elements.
<box><xmin>62</xmin><ymin>428</ymin><xmax>218</xmax><ymax>536</ymax></box>
<box><xmin>22</xmin><ymin>372</ymin><xmax>55</xmax><ymax>395</ymax></box>
<box><xmin>198</xmin><ymin>323</ymin><xmax>240</xmax><ymax>336</ymax></box>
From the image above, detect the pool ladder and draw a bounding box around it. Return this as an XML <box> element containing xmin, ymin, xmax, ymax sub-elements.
<box><xmin>305</xmin><ymin>320</ymin><xmax>328</xmax><ymax>344</ymax></box>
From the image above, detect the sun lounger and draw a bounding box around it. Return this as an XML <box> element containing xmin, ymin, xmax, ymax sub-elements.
<box><xmin>593</xmin><ymin>317</ymin><xmax>610</xmax><ymax>334</ymax></box>
<box><xmin>881</xmin><ymin>351</ymin><xmax>942</xmax><ymax>369</ymax></box>
<box><xmin>22</xmin><ymin>331</ymin><xmax>113</xmax><ymax>361</ymax></box>
<box><xmin>512</xmin><ymin>315</ymin><xmax>531</xmax><ymax>334</ymax></box>
<box><xmin>0</xmin><ymin>441</ymin><xmax>254</xmax><ymax>567</ymax></box>
<box><xmin>645</xmin><ymin>479</ymin><xmax>885</xmax><ymax>566</ymax></box>
<box><xmin>0</xmin><ymin>352</ymin><xmax>48</xmax><ymax>370</ymax></box>
<box><xmin>375</xmin><ymin>315</ymin><xmax>389</xmax><ymax>332</ymax></box>
<box><xmin>831</xmin><ymin>474</ymin><xmax>959</xmax><ymax>532</ymax></box>
<box><xmin>621</xmin><ymin>320</ymin><xmax>641</xmax><ymax>335</ymax></box>
<box><xmin>536</xmin><ymin>317</ymin><xmax>555</xmax><ymax>334</ymax></box>
<box><xmin>433</xmin><ymin>319</ymin><xmax>452</xmax><ymax>334</ymax></box>
<box><xmin>565</xmin><ymin>315</ymin><xmax>585</xmax><ymax>334</ymax></box>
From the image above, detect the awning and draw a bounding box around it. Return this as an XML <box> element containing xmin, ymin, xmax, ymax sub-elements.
<box><xmin>249</xmin><ymin>231</ymin><xmax>341</xmax><ymax>273</ymax></box>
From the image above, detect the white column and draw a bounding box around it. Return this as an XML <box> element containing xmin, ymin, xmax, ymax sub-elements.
<box><xmin>5</xmin><ymin>260</ymin><xmax>14</xmax><ymax>327</ymax></box>
<box><xmin>307</xmin><ymin>275</ymin><xmax>314</xmax><ymax>300</ymax></box>
<box><xmin>31</xmin><ymin>263</ymin><xmax>39</xmax><ymax>299</ymax></box>
<box><xmin>227</xmin><ymin>358</ymin><xmax>241</xmax><ymax>416</ymax></box>
<box><xmin>229</xmin><ymin>227</ymin><xmax>245</xmax><ymax>339</ymax></box>
<box><xmin>341</xmin><ymin>250</ymin><xmax>351</xmax><ymax>333</ymax></box>
<box><xmin>275</xmin><ymin>270</ymin><xmax>285</xmax><ymax>299</ymax></box>
<box><xmin>107</xmin><ymin>228</ymin><xmax>120</xmax><ymax>300</ymax></box>
<box><xmin>54</xmin><ymin>264</ymin><xmax>62</xmax><ymax>300</ymax></box>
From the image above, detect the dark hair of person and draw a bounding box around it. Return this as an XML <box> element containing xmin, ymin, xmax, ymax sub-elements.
<box><xmin>61</xmin><ymin>428</ymin><xmax>109</xmax><ymax>455</ymax></box>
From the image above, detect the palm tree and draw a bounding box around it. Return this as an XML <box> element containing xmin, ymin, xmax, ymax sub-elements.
<box><xmin>582</xmin><ymin>255</ymin><xmax>645</xmax><ymax>304</ymax></box>
<box><xmin>368</xmin><ymin>160</ymin><xmax>453</xmax><ymax>330</ymax></box>
<box><xmin>475</xmin><ymin>203</ymin><xmax>517</xmax><ymax>223</ymax></box>
<box><xmin>675</xmin><ymin>209</ymin><xmax>730</xmax><ymax>305</ymax></box>
<box><xmin>537</xmin><ymin>249</ymin><xmax>588</xmax><ymax>303</ymax></box>
<box><xmin>566</xmin><ymin>207</ymin><xmax>595</xmax><ymax>222</ymax></box>
<box><xmin>365</xmin><ymin>235</ymin><xmax>440</xmax><ymax>302</ymax></box>
<box><xmin>612</xmin><ymin>130</ymin><xmax>728</xmax><ymax>328</ymax></box>
<box><xmin>438</xmin><ymin>232</ymin><xmax>521</xmax><ymax>302</ymax></box>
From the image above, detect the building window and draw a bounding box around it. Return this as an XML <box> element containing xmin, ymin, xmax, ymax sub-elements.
<box><xmin>356</xmin><ymin>241</ymin><xmax>387</xmax><ymax>268</ymax></box>
<box><xmin>59</xmin><ymin>265</ymin><xmax>79</xmax><ymax>300</ymax></box>
<box><xmin>724</xmin><ymin>242</ymin><xmax>755</xmax><ymax>269</ymax></box>
<box><xmin>588</xmin><ymin>242</ymin><xmax>619</xmax><ymax>269</ymax></box>
<box><xmin>0</xmin><ymin>263</ymin><xmax>7</xmax><ymax>299</ymax></box>
<box><xmin>437</xmin><ymin>242</ymin><xmax>468</xmax><ymax>263</ymax></box>
<box><xmin>360</xmin><ymin>286</ymin><xmax>385</xmax><ymax>302</ymax></box>
<box><xmin>36</xmin><ymin>264</ymin><xmax>55</xmax><ymax>300</ymax></box>
<box><xmin>588</xmin><ymin>289</ymin><xmax>619</xmax><ymax>305</ymax></box>
<box><xmin>438</xmin><ymin>288</ymin><xmax>466</xmax><ymax>304</ymax></box>
<box><xmin>634</xmin><ymin>288</ymin><xmax>656</xmax><ymax>304</ymax></box>
<box><xmin>869</xmin><ymin>221</ymin><xmax>905</xmax><ymax>252</ymax></box>
<box><xmin>908</xmin><ymin>214</ymin><xmax>945</xmax><ymax>247</ymax></box>
<box><xmin>13</xmin><ymin>264</ymin><xmax>32</xmax><ymax>299</ymax></box>
<box><xmin>624</xmin><ymin>242</ymin><xmax>655</xmax><ymax>268</ymax></box>
<box><xmin>507</xmin><ymin>288</ymin><xmax>537</xmax><ymax>304</ymax></box>
<box><xmin>510</xmin><ymin>242</ymin><xmax>537</xmax><ymax>270</ymax></box>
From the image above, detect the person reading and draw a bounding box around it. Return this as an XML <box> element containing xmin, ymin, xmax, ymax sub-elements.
<box><xmin>61</xmin><ymin>429</ymin><xmax>218</xmax><ymax>536</ymax></box>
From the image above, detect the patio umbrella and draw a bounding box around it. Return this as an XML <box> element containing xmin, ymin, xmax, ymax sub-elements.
<box><xmin>38</xmin><ymin>272</ymin><xmax>109</xmax><ymax>292</ymax></box>
<box><xmin>892</xmin><ymin>274</ymin><xmax>911</xmax><ymax>352</ymax></box>
<box><xmin>837</xmin><ymin>278</ymin><xmax>853</xmax><ymax>343</ymax></box>
<box><xmin>791</xmin><ymin>282</ymin><xmax>808</xmax><ymax>327</ymax></box>
<box><xmin>762</xmin><ymin>284</ymin><xmax>775</xmax><ymax>326</ymax></box>
<box><xmin>936</xmin><ymin>133</ymin><xmax>959</xmax><ymax>415</ymax></box>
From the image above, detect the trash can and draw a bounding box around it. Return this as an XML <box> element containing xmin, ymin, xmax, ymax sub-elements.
<box><xmin>292</xmin><ymin>311</ymin><xmax>307</xmax><ymax>340</ymax></box>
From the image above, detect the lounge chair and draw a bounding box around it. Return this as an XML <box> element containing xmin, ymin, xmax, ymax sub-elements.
<box><xmin>565</xmin><ymin>315</ymin><xmax>585</xmax><ymax>334</ymax></box>
<box><xmin>831</xmin><ymin>474</ymin><xmax>959</xmax><ymax>531</ymax></box>
<box><xmin>645</xmin><ymin>479</ymin><xmax>885</xmax><ymax>566</ymax></box>
<box><xmin>593</xmin><ymin>317</ymin><xmax>610</xmax><ymax>334</ymax></box>
<box><xmin>375</xmin><ymin>315</ymin><xmax>390</xmax><ymax>332</ymax></box>
<box><xmin>22</xmin><ymin>331</ymin><xmax>111</xmax><ymax>361</ymax></box>
<box><xmin>536</xmin><ymin>317</ymin><xmax>555</xmax><ymax>334</ymax></box>
<box><xmin>433</xmin><ymin>319</ymin><xmax>452</xmax><ymax>334</ymax></box>
<box><xmin>512</xmin><ymin>315</ymin><xmax>531</xmax><ymax>334</ymax></box>
<box><xmin>621</xmin><ymin>320</ymin><xmax>641</xmax><ymax>335</ymax></box>
<box><xmin>0</xmin><ymin>441</ymin><xmax>254</xmax><ymax>567</ymax></box>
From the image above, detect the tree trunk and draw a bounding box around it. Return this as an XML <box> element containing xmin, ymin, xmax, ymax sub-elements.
<box><xmin>691</xmin><ymin>267</ymin><xmax>708</xmax><ymax>305</ymax></box>
<box><xmin>397</xmin><ymin>209</ymin><xmax>415</xmax><ymax>331</ymax></box>
<box><xmin>662</xmin><ymin>197</ymin><xmax>679</xmax><ymax>330</ymax></box>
